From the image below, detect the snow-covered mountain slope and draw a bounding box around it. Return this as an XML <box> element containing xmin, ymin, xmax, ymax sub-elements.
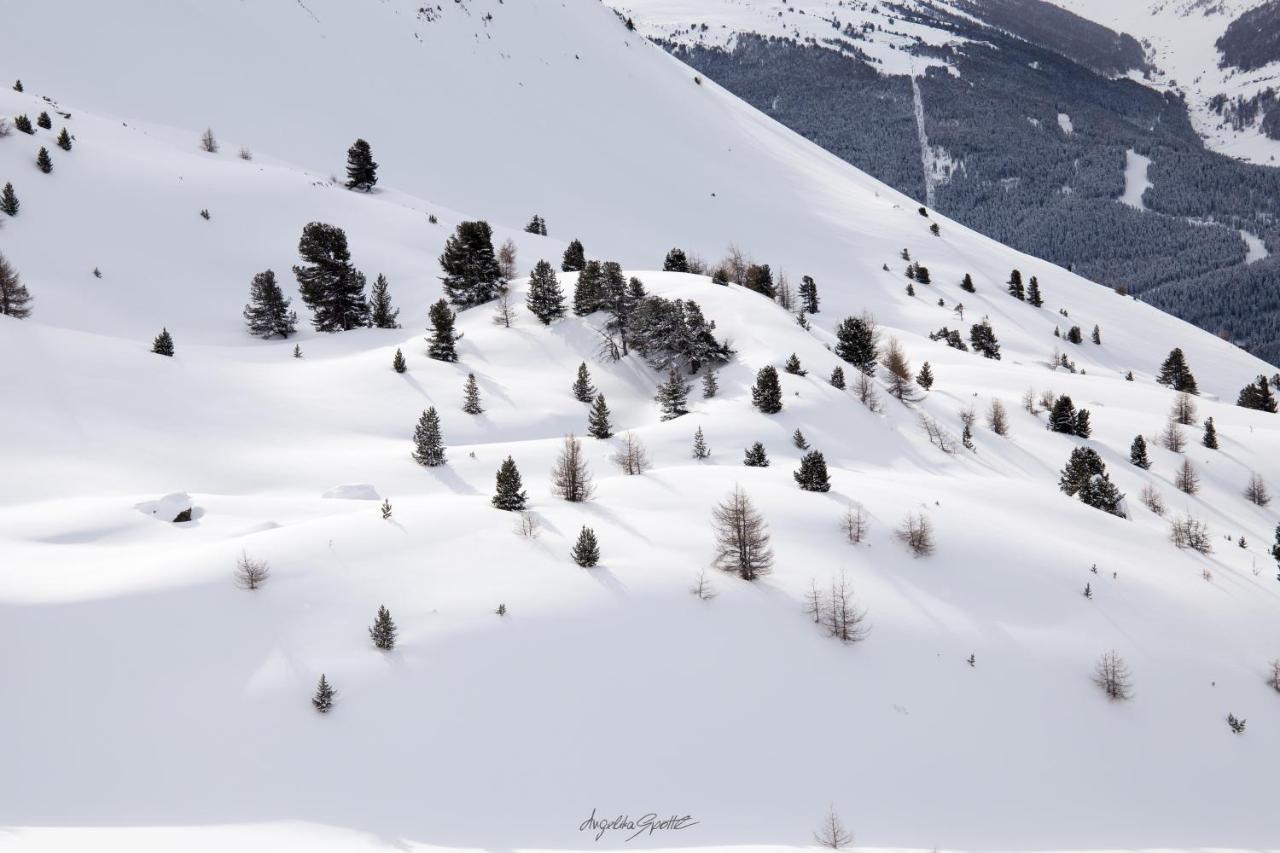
<box><xmin>2</xmin><ymin>1</ymin><xmax>1280</xmax><ymax>852</ymax></box>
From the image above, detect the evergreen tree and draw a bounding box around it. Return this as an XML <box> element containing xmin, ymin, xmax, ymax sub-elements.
<box><xmin>524</xmin><ymin>214</ymin><xmax>547</xmax><ymax>236</ymax></box>
<box><xmin>369</xmin><ymin>274</ymin><xmax>400</xmax><ymax>328</ymax></box>
<box><xmin>743</xmin><ymin>442</ymin><xmax>770</xmax><ymax>467</ymax></box>
<box><xmin>427</xmin><ymin>299</ymin><xmax>461</xmax><ymax>362</ymax></box>
<box><xmin>969</xmin><ymin>321</ymin><xmax>1001</xmax><ymax>359</ymax></box>
<box><xmin>1074</xmin><ymin>408</ymin><xmax>1092</xmax><ymax>439</ymax></box>
<box><xmin>491</xmin><ymin>456</ymin><xmax>528</xmax><ymax>511</ymax></box>
<box><xmin>571</xmin><ymin>526</ymin><xmax>600</xmax><ymax>567</ymax></box>
<box><xmin>0</xmin><ymin>183</ymin><xmax>17</xmax><ymax>216</ymax></box>
<box><xmin>1048</xmin><ymin>395</ymin><xmax>1077</xmax><ymax>433</ymax></box>
<box><xmin>13</xmin><ymin>114</ymin><xmax>32</xmax><ymax>134</ymax></box>
<box><xmin>151</xmin><ymin>327</ymin><xmax>174</xmax><ymax>356</ymax></box>
<box><xmin>1079</xmin><ymin>471</ymin><xmax>1126</xmax><ymax>517</ymax></box>
<box><xmin>917</xmin><ymin>361</ymin><xmax>934</xmax><ymax>390</ymax></box>
<box><xmin>794</xmin><ymin>450</ymin><xmax>832</xmax><ymax>492</ymax></box>
<box><xmin>56</xmin><ymin>128</ymin><xmax>72</xmax><ymax>151</ymax></box>
<box><xmin>312</xmin><ymin>675</ymin><xmax>335</xmax><ymax>713</ymax></box>
<box><xmin>751</xmin><ymin>365</ymin><xmax>783</xmax><ymax>414</ymax></box>
<box><xmin>702</xmin><ymin>369</ymin><xmax>719</xmax><ymax>399</ymax></box>
<box><xmin>1007</xmin><ymin>269</ymin><xmax>1025</xmax><ymax>300</ymax></box>
<box><xmin>1066</xmin><ymin>326</ymin><xmax>1083</xmax><ymax>345</ymax></box>
<box><xmin>663</xmin><ymin>248</ymin><xmax>690</xmax><ymax>272</ymax></box>
<box><xmin>656</xmin><ymin>368</ymin><xmax>691</xmax><ymax>420</ymax></box>
<box><xmin>587</xmin><ymin>394</ymin><xmax>613</xmax><ymax>438</ymax></box>
<box><xmin>1202</xmin><ymin>416</ymin><xmax>1218</xmax><ymax>449</ymax></box>
<box><xmin>792</xmin><ymin>428</ymin><xmax>809</xmax><ymax>450</ymax></box>
<box><xmin>962</xmin><ymin>423</ymin><xmax>975</xmax><ymax>450</ymax></box>
<box><xmin>12</xmin><ymin>80</ymin><xmax>22</xmax><ymax>92</ymax></box>
<box><xmin>525</xmin><ymin>260</ymin><xmax>566</xmax><ymax>324</ymax></box>
<box><xmin>571</xmin><ymin>362</ymin><xmax>596</xmax><ymax>402</ymax></box>
<box><xmin>572</xmin><ymin>260</ymin><xmax>603</xmax><ymax>316</ymax></box>
<box><xmin>914</xmin><ymin>265</ymin><xmax>932</xmax><ymax>285</ymax></box>
<box><xmin>344</xmin><ymin>138</ymin><xmax>378</xmax><ymax>191</ymax></box>
<box><xmin>744</xmin><ymin>263</ymin><xmax>775</xmax><ymax>298</ymax></box>
<box><xmin>36</xmin><ymin>111</ymin><xmax>51</xmax><ymax>130</ymax></box>
<box><xmin>1091</xmin><ymin>324</ymin><xmax>1102</xmax><ymax>345</ymax></box>
<box><xmin>1027</xmin><ymin>276</ymin><xmax>1043</xmax><ymax>307</ymax></box>
<box><xmin>1130</xmin><ymin>435</ymin><xmax>1151</xmax><ymax>469</ymax></box>
<box><xmin>392</xmin><ymin>347</ymin><xmax>406</xmax><ymax>373</ymax></box>
<box><xmin>834</xmin><ymin>315</ymin><xmax>878</xmax><ymax>374</ymax></box>
<box><xmin>960</xmin><ymin>273</ymin><xmax>976</xmax><ymax>293</ymax></box>
<box><xmin>1237</xmin><ymin>375</ymin><xmax>1278</xmax><ymax>412</ymax></box>
<box><xmin>440</xmin><ymin>221</ymin><xmax>503</xmax><ymax>307</ymax></box>
<box><xmin>799</xmin><ymin>275</ymin><xmax>820</xmax><ymax>313</ymax></box>
<box><xmin>462</xmin><ymin>373</ymin><xmax>483</xmax><ymax>414</ymax></box>
<box><xmin>561</xmin><ymin>239</ymin><xmax>586</xmax><ymax>272</ymax></box>
<box><xmin>242</xmin><ymin>269</ymin><xmax>297</xmax><ymax>338</ymax></box>
<box><xmin>0</xmin><ymin>253</ymin><xmax>33</xmax><ymax>318</ymax></box>
<box><xmin>293</xmin><ymin>222</ymin><xmax>369</xmax><ymax>331</ymax></box>
<box><xmin>1157</xmin><ymin>348</ymin><xmax>1198</xmax><ymax>394</ymax></box>
<box><xmin>412</xmin><ymin>407</ymin><xmax>446</xmax><ymax>466</ymax></box>
<box><xmin>692</xmin><ymin>426</ymin><xmax>710</xmax><ymax>460</ymax></box>
<box><xmin>368</xmin><ymin>605</ymin><xmax>397</xmax><ymax>650</ymax></box>
<box><xmin>829</xmin><ymin>366</ymin><xmax>846</xmax><ymax>389</ymax></box>
<box><xmin>35</xmin><ymin>147</ymin><xmax>52</xmax><ymax>174</ymax></box>
<box><xmin>784</xmin><ymin>353</ymin><xmax>807</xmax><ymax>376</ymax></box>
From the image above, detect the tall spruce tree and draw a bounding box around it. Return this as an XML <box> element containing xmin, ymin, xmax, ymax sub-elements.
<box><xmin>369</xmin><ymin>274</ymin><xmax>400</xmax><ymax>329</ymax></box>
<box><xmin>1157</xmin><ymin>348</ymin><xmax>1198</xmax><ymax>394</ymax></box>
<box><xmin>439</xmin><ymin>220</ymin><xmax>502</xmax><ymax>307</ymax></box>
<box><xmin>412</xmin><ymin>407</ymin><xmax>446</xmax><ymax>466</ymax></box>
<box><xmin>293</xmin><ymin>222</ymin><xmax>369</xmax><ymax>331</ymax></box>
<box><xmin>312</xmin><ymin>675</ymin><xmax>335</xmax><ymax>713</ymax></box>
<box><xmin>1048</xmin><ymin>395</ymin><xmax>1077</xmax><ymax>433</ymax></box>
<box><xmin>525</xmin><ymin>260</ymin><xmax>566</xmax><ymax>324</ymax></box>
<box><xmin>571</xmin><ymin>362</ymin><xmax>596</xmax><ymax>402</ymax></box>
<box><xmin>1202</xmin><ymin>416</ymin><xmax>1219</xmax><ymax>449</ymax></box>
<box><xmin>1130</xmin><ymin>435</ymin><xmax>1151</xmax><ymax>469</ymax></box>
<box><xmin>1007</xmin><ymin>269</ymin><xmax>1025</xmax><ymax>300</ymax></box>
<box><xmin>0</xmin><ymin>183</ymin><xmax>18</xmax><ymax>216</ymax></box>
<box><xmin>242</xmin><ymin>270</ymin><xmax>297</xmax><ymax>338</ymax></box>
<box><xmin>1074</xmin><ymin>409</ymin><xmax>1092</xmax><ymax>439</ymax></box>
<box><xmin>368</xmin><ymin>605</ymin><xmax>397</xmax><ymax>650</ymax></box>
<box><xmin>969</xmin><ymin>321</ymin><xmax>1001</xmax><ymax>359</ymax></box>
<box><xmin>834</xmin><ymin>315</ymin><xmax>878</xmax><ymax>374</ymax></box>
<box><xmin>656</xmin><ymin>368</ymin><xmax>691</xmax><ymax>420</ymax></box>
<box><xmin>663</xmin><ymin>248</ymin><xmax>690</xmax><ymax>272</ymax></box>
<box><xmin>830</xmin><ymin>366</ymin><xmax>846</xmax><ymax>389</ymax></box>
<box><xmin>151</xmin><ymin>327</ymin><xmax>174</xmax><ymax>356</ymax></box>
<box><xmin>587</xmin><ymin>394</ymin><xmax>613</xmax><ymax>438</ymax></box>
<box><xmin>794</xmin><ymin>450</ymin><xmax>832</xmax><ymax>492</ymax></box>
<box><xmin>561</xmin><ymin>239</ymin><xmax>586</xmax><ymax>272</ymax></box>
<box><xmin>426</xmin><ymin>299</ymin><xmax>461</xmax><ymax>362</ymax></box>
<box><xmin>751</xmin><ymin>365</ymin><xmax>783</xmax><ymax>414</ymax></box>
<box><xmin>702</xmin><ymin>369</ymin><xmax>719</xmax><ymax>399</ymax></box>
<box><xmin>799</xmin><ymin>275</ymin><xmax>820</xmax><ymax>313</ymax></box>
<box><xmin>571</xmin><ymin>526</ymin><xmax>600</xmax><ymax>567</ymax></box>
<box><xmin>1027</xmin><ymin>276</ymin><xmax>1043</xmax><ymax>307</ymax></box>
<box><xmin>743</xmin><ymin>442</ymin><xmax>769</xmax><ymax>467</ymax></box>
<box><xmin>344</xmin><ymin>138</ymin><xmax>378</xmax><ymax>191</ymax></box>
<box><xmin>573</xmin><ymin>260</ymin><xmax>603</xmax><ymax>316</ymax></box>
<box><xmin>491</xmin><ymin>456</ymin><xmax>528</xmax><ymax>511</ymax></box>
<box><xmin>0</xmin><ymin>252</ymin><xmax>33</xmax><ymax>318</ymax></box>
<box><xmin>462</xmin><ymin>373</ymin><xmax>483</xmax><ymax>414</ymax></box>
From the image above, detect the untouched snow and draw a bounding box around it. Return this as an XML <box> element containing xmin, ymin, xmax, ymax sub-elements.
<box><xmin>1121</xmin><ymin>149</ymin><xmax>1153</xmax><ymax>209</ymax></box>
<box><xmin>1</xmin><ymin>1</ymin><xmax>1279</xmax><ymax>852</ymax></box>
<box><xmin>1241</xmin><ymin>228</ymin><xmax>1270</xmax><ymax>264</ymax></box>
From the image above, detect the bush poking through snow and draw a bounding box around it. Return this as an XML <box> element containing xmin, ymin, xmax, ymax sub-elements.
<box><xmin>1170</xmin><ymin>514</ymin><xmax>1212</xmax><ymax>554</ymax></box>
<box><xmin>234</xmin><ymin>551</ymin><xmax>270</xmax><ymax>590</ymax></box>
<box><xmin>813</xmin><ymin>803</ymin><xmax>854</xmax><ymax>849</ymax></box>
<box><xmin>690</xmin><ymin>569</ymin><xmax>716</xmax><ymax>601</ymax></box>
<box><xmin>1093</xmin><ymin>650</ymin><xmax>1133</xmax><ymax>700</ymax></box>
<box><xmin>896</xmin><ymin>512</ymin><xmax>934</xmax><ymax>557</ymax></box>
<box><xmin>1227</xmin><ymin>713</ymin><xmax>1246</xmax><ymax>735</ymax></box>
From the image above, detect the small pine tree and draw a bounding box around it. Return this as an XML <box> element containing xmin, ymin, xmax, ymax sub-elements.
<box><xmin>792</xmin><ymin>428</ymin><xmax>809</xmax><ymax>450</ymax></box>
<box><xmin>369</xmin><ymin>605</ymin><xmax>397</xmax><ymax>650</ymax></box>
<box><xmin>702</xmin><ymin>369</ymin><xmax>719</xmax><ymax>398</ymax></box>
<box><xmin>794</xmin><ymin>450</ymin><xmax>832</xmax><ymax>492</ymax></box>
<box><xmin>692</xmin><ymin>426</ymin><xmax>710</xmax><ymax>459</ymax></box>
<box><xmin>571</xmin><ymin>526</ymin><xmax>600</xmax><ymax>567</ymax></box>
<box><xmin>1074</xmin><ymin>409</ymin><xmax>1092</xmax><ymax>439</ymax></box>
<box><xmin>56</xmin><ymin>128</ymin><xmax>72</xmax><ymax>151</ymax></box>
<box><xmin>751</xmin><ymin>365</ymin><xmax>783</xmax><ymax>414</ymax></box>
<box><xmin>369</xmin><ymin>274</ymin><xmax>400</xmax><ymax>329</ymax></box>
<box><xmin>561</xmin><ymin>239</ymin><xmax>586</xmax><ymax>272</ymax></box>
<box><xmin>1157</xmin><ymin>348</ymin><xmax>1198</xmax><ymax>394</ymax></box>
<box><xmin>588</xmin><ymin>394</ymin><xmax>613</xmax><ymax>438</ymax></box>
<box><xmin>392</xmin><ymin>348</ymin><xmax>406</xmax><ymax>373</ymax></box>
<box><xmin>917</xmin><ymin>361</ymin><xmax>934</xmax><ymax>390</ymax></box>
<box><xmin>1027</xmin><ymin>276</ymin><xmax>1043</xmax><ymax>307</ymax></box>
<box><xmin>35</xmin><ymin>147</ymin><xmax>52</xmax><ymax>174</ymax></box>
<box><xmin>1066</xmin><ymin>326</ymin><xmax>1083</xmax><ymax>345</ymax></box>
<box><xmin>962</xmin><ymin>422</ymin><xmax>975</xmax><ymax>450</ymax></box>
<box><xmin>961</xmin><ymin>273</ymin><xmax>976</xmax><ymax>293</ymax></box>
<box><xmin>200</xmin><ymin>127</ymin><xmax>219</xmax><ymax>153</ymax></box>
<box><xmin>151</xmin><ymin>328</ymin><xmax>174</xmax><ymax>356</ymax></box>
<box><xmin>1202</xmin><ymin>416</ymin><xmax>1218</xmax><ymax>449</ymax></box>
<box><xmin>1007</xmin><ymin>269</ymin><xmax>1025</xmax><ymax>300</ymax></box>
<box><xmin>427</xmin><ymin>299</ymin><xmax>461</xmax><ymax>362</ymax></box>
<box><xmin>462</xmin><ymin>373</ymin><xmax>483</xmax><ymax>414</ymax></box>
<box><xmin>491</xmin><ymin>456</ymin><xmax>528</xmax><ymax>511</ymax></box>
<box><xmin>799</xmin><ymin>275</ymin><xmax>820</xmax><ymax>314</ymax></box>
<box><xmin>1091</xmin><ymin>325</ymin><xmax>1102</xmax><ymax>345</ymax></box>
<box><xmin>344</xmin><ymin>138</ymin><xmax>378</xmax><ymax>191</ymax></box>
<box><xmin>293</xmin><ymin>344</ymin><xmax>302</xmax><ymax>358</ymax></box>
<box><xmin>12</xmin><ymin>80</ymin><xmax>22</xmax><ymax>92</ymax></box>
<box><xmin>412</xmin><ymin>407</ymin><xmax>446</xmax><ymax>466</ymax></box>
<box><xmin>743</xmin><ymin>442</ymin><xmax>770</xmax><ymax>467</ymax></box>
<box><xmin>13</xmin><ymin>114</ymin><xmax>33</xmax><ymax>134</ymax></box>
<box><xmin>784</xmin><ymin>353</ymin><xmax>807</xmax><ymax>376</ymax></box>
<box><xmin>0</xmin><ymin>183</ymin><xmax>18</xmax><ymax>216</ymax></box>
<box><xmin>663</xmin><ymin>248</ymin><xmax>690</xmax><ymax>272</ymax></box>
<box><xmin>1048</xmin><ymin>395</ymin><xmax>1077</xmax><ymax>433</ymax></box>
<box><xmin>525</xmin><ymin>260</ymin><xmax>567</xmax><ymax>324</ymax></box>
<box><xmin>312</xmin><ymin>675</ymin><xmax>335</xmax><ymax>713</ymax></box>
<box><xmin>1130</xmin><ymin>435</ymin><xmax>1151</xmax><ymax>469</ymax></box>
<box><xmin>0</xmin><ymin>253</ymin><xmax>33</xmax><ymax>318</ymax></box>
<box><xmin>381</xmin><ymin>499</ymin><xmax>392</xmax><ymax>519</ymax></box>
<box><xmin>829</xmin><ymin>366</ymin><xmax>846</xmax><ymax>389</ymax></box>
<box><xmin>571</xmin><ymin>362</ymin><xmax>596</xmax><ymax>402</ymax></box>
<box><xmin>656</xmin><ymin>368</ymin><xmax>691</xmax><ymax>420</ymax></box>
<box><xmin>969</xmin><ymin>321</ymin><xmax>1001</xmax><ymax>359</ymax></box>
<box><xmin>36</xmin><ymin>111</ymin><xmax>51</xmax><ymax>130</ymax></box>
<box><xmin>242</xmin><ymin>269</ymin><xmax>298</xmax><ymax>338</ymax></box>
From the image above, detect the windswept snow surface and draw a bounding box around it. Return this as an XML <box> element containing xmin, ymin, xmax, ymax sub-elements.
<box><xmin>1</xmin><ymin>2</ymin><xmax>1279</xmax><ymax>852</ymax></box>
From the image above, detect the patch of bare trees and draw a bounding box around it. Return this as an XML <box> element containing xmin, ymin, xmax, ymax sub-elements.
<box><xmin>842</xmin><ymin>503</ymin><xmax>869</xmax><ymax>544</ymax></box>
<box><xmin>1160</xmin><ymin>420</ymin><xmax>1186</xmax><ymax>452</ymax></box>
<box><xmin>1170</xmin><ymin>513</ymin><xmax>1212</xmax><ymax>554</ymax></box>
<box><xmin>1175</xmin><ymin>458</ymin><xmax>1200</xmax><ymax>495</ymax></box>
<box><xmin>986</xmin><ymin>398</ymin><xmax>1009</xmax><ymax>436</ymax></box>
<box><xmin>854</xmin><ymin>370</ymin><xmax>882</xmax><ymax>412</ymax></box>
<box><xmin>896</xmin><ymin>511</ymin><xmax>934</xmax><ymax>557</ymax></box>
<box><xmin>1093</xmin><ymin>650</ymin><xmax>1133</xmax><ymax>700</ymax></box>
<box><xmin>1244</xmin><ymin>473</ymin><xmax>1271</xmax><ymax>507</ymax></box>
<box><xmin>1139</xmin><ymin>484</ymin><xmax>1165</xmax><ymax>516</ymax></box>
<box><xmin>819</xmin><ymin>572</ymin><xmax>869</xmax><ymax>643</ymax></box>
<box><xmin>611</xmin><ymin>431</ymin><xmax>652</xmax><ymax>475</ymax></box>
<box><xmin>920</xmin><ymin>415</ymin><xmax>957</xmax><ymax>454</ymax></box>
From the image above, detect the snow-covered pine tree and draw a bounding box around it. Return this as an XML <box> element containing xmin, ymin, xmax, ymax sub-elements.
<box><xmin>56</xmin><ymin>128</ymin><xmax>72</xmax><ymax>151</ymax></box>
<box><xmin>35</xmin><ymin>112</ymin><xmax>50</xmax><ymax>130</ymax></box>
<box><xmin>834</xmin><ymin>315</ymin><xmax>878</xmax><ymax>374</ymax></box>
<box><xmin>412</xmin><ymin>407</ymin><xmax>446</xmax><ymax>466</ymax></box>
<box><xmin>571</xmin><ymin>362</ymin><xmax>596</xmax><ymax>403</ymax></box>
<box><xmin>1007</xmin><ymin>269</ymin><xmax>1025</xmax><ymax>300</ymax></box>
<box><xmin>491</xmin><ymin>456</ymin><xmax>528</xmax><ymax>511</ymax></box>
<box><xmin>392</xmin><ymin>348</ymin><xmax>406</xmax><ymax>373</ymax></box>
<box><xmin>1202</xmin><ymin>416</ymin><xmax>1218</xmax><ymax>449</ymax></box>
<box><xmin>794</xmin><ymin>450</ymin><xmax>832</xmax><ymax>492</ymax></box>
<box><xmin>743</xmin><ymin>442</ymin><xmax>769</xmax><ymax>467</ymax></box>
<box><xmin>312</xmin><ymin>675</ymin><xmax>335</xmax><ymax>713</ymax></box>
<box><xmin>573</xmin><ymin>260</ymin><xmax>603</xmax><ymax>316</ymax></box>
<box><xmin>1157</xmin><ymin>348</ymin><xmax>1198</xmax><ymax>394</ymax></box>
<box><xmin>656</xmin><ymin>368</ymin><xmax>691</xmax><ymax>420</ymax></box>
<box><xmin>969</xmin><ymin>321</ymin><xmax>1001</xmax><ymax>359</ymax></box>
<box><xmin>792</xmin><ymin>429</ymin><xmax>809</xmax><ymax>450</ymax></box>
<box><xmin>1091</xmin><ymin>324</ymin><xmax>1102</xmax><ymax>345</ymax></box>
<box><xmin>799</xmin><ymin>275</ymin><xmax>820</xmax><ymax>314</ymax></box>
<box><xmin>692</xmin><ymin>426</ymin><xmax>710</xmax><ymax>460</ymax></box>
<box><xmin>961</xmin><ymin>273</ymin><xmax>976</xmax><ymax>292</ymax></box>
<box><xmin>0</xmin><ymin>253</ymin><xmax>33</xmax><ymax>318</ymax></box>
<box><xmin>35</xmin><ymin>147</ymin><xmax>52</xmax><ymax>174</ymax></box>
<box><xmin>784</xmin><ymin>353</ymin><xmax>806</xmax><ymax>376</ymax></box>
<box><xmin>1236</xmin><ymin>376</ymin><xmax>1278</xmax><ymax>412</ymax></box>
<box><xmin>462</xmin><ymin>373</ymin><xmax>483</xmax><ymax>414</ymax></box>
<box><xmin>440</xmin><ymin>221</ymin><xmax>503</xmax><ymax>307</ymax></box>
<box><xmin>917</xmin><ymin>361</ymin><xmax>934</xmax><ymax>390</ymax></box>
<box><xmin>525</xmin><ymin>260</ymin><xmax>566</xmax><ymax>324</ymax></box>
<box><xmin>663</xmin><ymin>248</ymin><xmax>690</xmax><ymax>272</ymax></box>
<box><xmin>0</xmin><ymin>183</ymin><xmax>17</xmax><ymax>216</ymax></box>
<box><xmin>1074</xmin><ymin>409</ymin><xmax>1092</xmax><ymax>438</ymax></box>
<box><xmin>751</xmin><ymin>365</ymin><xmax>783</xmax><ymax>414</ymax></box>
<box><xmin>381</xmin><ymin>499</ymin><xmax>392</xmax><ymax>519</ymax></box>
<box><xmin>829</xmin><ymin>366</ymin><xmax>846</xmax><ymax>390</ymax></box>
<box><xmin>151</xmin><ymin>328</ymin><xmax>174</xmax><ymax>356</ymax></box>
<box><xmin>1129</xmin><ymin>435</ymin><xmax>1151</xmax><ymax>469</ymax></box>
<box><xmin>588</xmin><ymin>394</ymin><xmax>613</xmax><ymax>438</ymax></box>
<box><xmin>571</xmin><ymin>526</ymin><xmax>600</xmax><ymax>567</ymax></box>
<box><xmin>293</xmin><ymin>222</ymin><xmax>369</xmax><ymax>331</ymax></box>
<box><xmin>369</xmin><ymin>274</ymin><xmax>400</xmax><ymax>329</ymax></box>
<box><xmin>344</xmin><ymin>138</ymin><xmax>378</xmax><ymax>191</ymax></box>
<box><xmin>1027</xmin><ymin>276</ymin><xmax>1043</xmax><ymax>307</ymax></box>
<box><xmin>702</xmin><ymin>369</ymin><xmax>719</xmax><ymax>398</ymax></box>
<box><xmin>369</xmin><ymin>605</ymin><xmax>397</xmax><ymax>650</ymax></box>
<box><xmin>1066</xmin><ymin>326</ymin><xmax>1083</xmax><ymax>345</ymax></box>
<box><xmin>1048</xmin><ymin>395</ymin><xmax>1077</xmax><ymax>433</ymax></box>
<box><xmin>561</xmin><ymin>239</ymin><xmax>586</xmax><ymax>272</ymax></box>
<box><xmin>12</xmin><ymin>80</ymin><xmax>22</xmax><ymax>92</ymax></box>
<box><xmin>13</xmin><ymin>114</ymin><xmax>33</xmax><ymax>134</ymax></box>
<box><xmin>524</xmin><ymin>214</ymin><xmax>547</xmax><ymax>236</ymax></box>
<box><xmin>427</xmin><ymin>299</ymin><xmax>461</xmax><ymax>362</ymax></box>
<box><xmin>242</xmin><ymin>270</ymin><xmax>297</xmax><ymax>338</ymax></box>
